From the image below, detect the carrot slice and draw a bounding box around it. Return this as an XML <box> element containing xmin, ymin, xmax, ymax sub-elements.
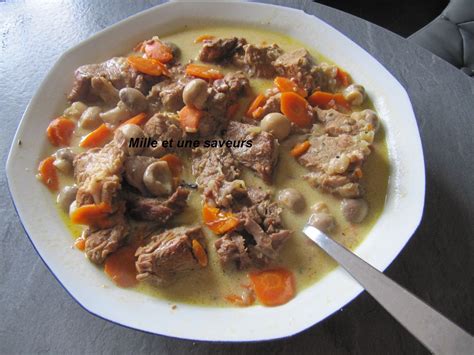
<box><xmin>160</xmin><ymin>153</ymin><xmax>183</xmax><ymax>177</ymax></box>
<box><xmin>290</xmin><ymin>140</ymin><xmax>311</xmax><ymax>157</ymax></box>
<box><xmin>308</xmin><ymin>91</ymin><xmax>350</xmax><ymax>110</ymax></box>
<box><xmin>37</xmin><ymin>156</ymin><xmax>58</xmax><ymax>191</ymax></box>
<box><xmin>70</xmin><ymin>202</ymin><xmax>112</xmax><ymax>228</ymax></box>
<box><xmin>74</xmin><ymin>237</ymin><xmax>85</xmax><ymax>251</ymax></box>
<box><xmin>178</xmin><ymin>105</ymin><xmax>203</xmax><ymax>133</ymax></box>
<box><xmin>336</xmin><ymin>68</ymin><xmax>351</xmax><ymax>87</ymax></box>
<box><xmin>119</xmin><ymin>112</ymin><xmax>148</xmax><ymax>127</ymax></box>
<box><xmin>127</xmin><ymin>56</ymin><xmax>170</xmax><ymax>76</ymax></box>
<box><xmin>194</xmin><ymin>34</ymin><xmax>216</xmax><ymax>43</ymax></box>
<box><xmin>274</xmin><ymin>77</ymin><xmax>307</xmax><ymax>97</ymax></box>
<box><xmin>246</xmin><ymin>94</ymin><xmax>266</xmax><ymax>118</ymax></box>
<box><xmin>226</xmin><ymin>102</ymin><xmax>240</xmax><ymax>119</ymax></box>
<box><xmin>249</xmin><ymin>268</ymin><xmax>295</xmax><ymax>306</ymax></box>
<box><xmin>104</xmin><ymin>245</ymin><xmax>138</xmax><ymax>288</ymax></box>
<box><xmin>185</xmin><ymin>63</ymin><xmax>223</xmax><ymax>80</ymax></box>
<box><xmin>202</xmin><ymin>204</ymin><xmax>239</xmax><ymax>235</ymax></box>
<box><xmin>192</xmin><ymin>240</ymin><xmax>208</xmax><ymax>267</ymax></box>
<box><xmin>144</xmin><ymin>39</ymin><xmax>173</xmax><ymax>63</ymax></box>
<box><xmin>79</xmin><ymin>124</ymin><xmax>113</xmax><ymax>148</ymax></box>
<box><xmin>46</xmin><ymin>117</ymin><xmax>75</xmax><ymax>147</ymax></box>
<box><xmin>280</xmin><ymin>92</ymin><xmax>312</xmax><ymax>128</ymax></box>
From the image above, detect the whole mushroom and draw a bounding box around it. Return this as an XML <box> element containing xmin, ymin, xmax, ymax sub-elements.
<box><xmin>143</xmin><ymin>161</ymin><xmax>173</xmax><ymax>197</ymax></box>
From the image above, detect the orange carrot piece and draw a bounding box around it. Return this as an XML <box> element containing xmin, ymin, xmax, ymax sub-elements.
<box><xmin>46</xmin><ymin>117</ymin><xmax>75</xmax><ymax>147</ymax></box>
<box><xmin>192</xmin><ymin>240</ymin><xmax>208</xmax><ymax>267</ymax></box>
<box><xmin>280</xmin><ymin>92</ymin><xmax>312</xmax><ymax>128</ymax></box>
<box><xmin>336</xmin><ymin>68</ymin><xmax>351</xmax><ymax>87</ymax></box>
<box><xmin>104</xmin><ymin>245</ymin><xmax>138</xmax><ymax>288</ymax></box>
<box><xmin>70</xmin><ymin>202</ymin><xmax>112</xmax><ymax>228</ymax></box>
<box><xmin>202</xmin><ymin>204</ymin><xmax>239</xmax><ymax>235</ymax></box>
<box><xmin>37</xmin><ymin>156</ymin><xmax>59</xmax><ymax>191</ymax></box>
<box><xmin>79</xmin><ymin>124</ymin><xmax>113</xmax><ymax>148</ymax></box>
<box><xmin>119</xmin><ymin>112</ymin><xmax>148</xmax><ymax>127</ymax></box>
<box><xmin>246</xmin><ymin>94</ymin><xmax>266</xmax><ymax>118</ymax></box>
<box><xmin>290</xmin><ymin>140</ymin><xmax>311</xmax><ymax>158</ymax></box>
<box><xmin>127</xmin><ymin>56</ymin><xmax>169</xmax><ymax>76</ymax></box>
<box><xmin>144</xmin><ymin>39</ymin><xmax>173</xmax><ymax>63</ymax></box>
<box><xmin>274</xmin><ymin>76</ymin><xmax>307</xmax><ymax>97</ymax></box>
<box><xmin>194</xmin><ymin>34</ymin><xmax>216</xmax><ymax>43</ymax></box>
<box><xmin>226</xmin><ymin>102</ymin><xmax>240</xmax><ymax>119</ymax></box>
<box><xmin>185</xmin><ymin>63</ymin><xmax>223</xmax><ymax>80</ymax></box>
<box><xmin>178</xmin><ymin>105</ymin><xmax>203</xmax><ymax>133</ymax></box>
<box><xmin>74</xmin><ymin>237</ymin><xmax>85</xmax><ymax>251</ymax></box>
<box><xmin>249</xmin><ymin>268</ymin><xmax>295</xmax><ymax>306</ymax></box>
<box><xmin>308</xmin><ymin>91</ymin><xmax>350</xmax><ymax>110</ymax></box>
<box><xmin>160</xmin><ymin>153</ymin><xmax>183</xmax><ymax>177</ymax></box>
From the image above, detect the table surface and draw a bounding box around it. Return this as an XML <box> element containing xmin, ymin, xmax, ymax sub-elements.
<box><xmin>1</xmin><ymin>1</ymin><xmax>472</xmax><ymax>354</ymax></box>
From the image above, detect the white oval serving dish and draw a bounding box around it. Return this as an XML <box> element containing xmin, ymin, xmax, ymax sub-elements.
<box><xmin>6</xmin><ymin>1</ymin><xmax>425</xmax><ymax>341</ymax></box>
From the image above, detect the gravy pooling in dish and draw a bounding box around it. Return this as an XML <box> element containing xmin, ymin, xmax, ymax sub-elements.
<box><xmin>38</xmin><ymin>26</ymin><xmax>389</xmax><ymax>307</ymax></box>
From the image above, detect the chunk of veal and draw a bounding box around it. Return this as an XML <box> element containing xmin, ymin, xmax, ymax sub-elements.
<box><xmin>135</xmin><ymin>225</ymin><xmax>205</xmax><ymax>285</ymax></box>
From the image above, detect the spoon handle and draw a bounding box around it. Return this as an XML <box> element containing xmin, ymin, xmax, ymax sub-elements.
<box><xmin>303</xmin><ymin>225</ymin><xmax>473</xmax><ymax>355</ymax></box>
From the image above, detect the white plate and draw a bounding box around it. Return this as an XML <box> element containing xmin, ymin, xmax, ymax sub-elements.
<box><xmin>6</xmin><ymin>1</ymin><xmax>425</xmax><ymax>341</ymax></box>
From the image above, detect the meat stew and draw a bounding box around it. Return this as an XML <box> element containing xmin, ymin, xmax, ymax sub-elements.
<box><xmin>38</xmin><ymin>26</ymin><xmax>389</xmax><ymax>307</ymax></box>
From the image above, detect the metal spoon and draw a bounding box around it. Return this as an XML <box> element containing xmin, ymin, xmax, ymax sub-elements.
<box><xmin>303</xmin><ymin>225</ymin><xmax>474</xmax><ymax>355</ymax></box>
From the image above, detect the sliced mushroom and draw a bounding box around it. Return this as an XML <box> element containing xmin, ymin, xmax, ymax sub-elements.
<box><xmin>343</xmin><ymin>84</ymin><xmax>366</xmax><ymax>106</ymax></box>
<box><xmin>79</xmin><ymin>106</ymin><xmax>102</xmax><ymax>130</ymax></box>
<box><xmin>341</xmin><ymin>198</ymin><xmax>368</xmax><ymax>223</ymax></box>
<box><xmin>63</xmin><ymin>101</ymin><xmax>87</xmax><ymax>120</ymax></box>
<box><xmin>57</xmin><ymin>185</ymin><xmax>78</xmax><ymax>212</ymax></box>
<box><xmin>115</xmin><ymin>124</ymin><xmax>145</xmax><ymax>155</ymax></box>
<box><xmin>277</xmin><ymin>188</ymin><xmax>305</xmax><ymax>213</ymax></box>
<box><xmin>143</xmin><ymin>161</ymin><xmax>173</xmax><ymax>197</ymax></box>
<box><xmin>119</xmin><ymin>87</ymin><xmax>148</xmax><ymax>114</ymax></box>
<box><xmin>183</xmin><ymin>79</ymin><xmax>209</xmax><ymax>109</ymax></box>
<box><xmin>124</xmin><ymin>156</ymin><xmax>157</xmax><ymax>194</ymax></box>
<box><xmin>260</xmin><ymin>113</ymin><xmax>291</xmax><ymax>141</ymax></box>
<box><xmin>100</xmin><ymin>101</ymin><xmax>131</xmax><ymax>126</ymax></box>
<box><xmin>91</xmin><ymin>77</ymin><xmax>119</xmax><ymax>105</ymax></box>
<box><xmin>53</xmin><ymin>148</ymin><xmax>76</xmax><ymax>174</ymax></box>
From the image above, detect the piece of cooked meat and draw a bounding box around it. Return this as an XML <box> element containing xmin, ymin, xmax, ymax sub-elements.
<box><xmin>73</xmin><ymin>140</ymin><xmax>126</xmax><ymax>207</ymax></box>
<box><xmin>142</xmin><ymin>112</ymin><xmax>183</xmax><ymax>157</ymax></box>
<box><xmin>124</xmin><ymin>186</ymin><xmax>190</xmax><ymax>222</ymax></box>
<box><xmin>225</xmin><ymin>121</ymin><xmax>279</xmax><ymax>183</ymax></box>
<box><xmin>238</xmin><ymin>187</ymin><xmax>285</xmax><ymax>234</ymax></box>
<box><xmin>147</xmin><ymin>76</ymin><xmax>190</xmax><ymax>112</ymax></box>
<box><xmin>83</xmin><ymin>216</ymin><xmax>129</xmax><ymax>264</ymax></box>
<box><xmin>298</xmin><ymin>133</ymin><xmax>372</xmax><ymax>198</ymax></box>
<box><xmin>192</xmin><ymin>145</ymin><xmax>240</xmax><ymax>187</ymax></box>
<box><xmin>215</xmin><ymin>233</ymin><xmax>252</xmax><ymax>269</ymax></box>
<box><xmin>273</xmin><ymin>48</ymin><xmax>338</xmax><ymax>92</ymax></box>
<box><xmin>135</xmin><ymin>225</ymin><xmax>205</xmax><ymax>285</ymax></box>
<box><xmin>216</xmin><ymin>216</ymin><xmax>291</xmax><ymax>269</ymax></box>
<box><xmin>274</xmin><ymin>48</ymin><xmax>314</xmax><ymax>79</ymax></box>
<box><xmin>316</xmin><ymin>108</ymin><xmax>378</xmax><ymax>137</ymax></box>
<box><xmin>192</xmin><ymin>145</ymin><xmax>241</xmax><ymax>207</ymax></box>
<box><xmin>194</xmin><ymin>71</ymin><xmax>249</xmax><ymax>137</ymax></box>
<box><xmin>68</xmin><ymin>57</ymin><xmax>148</xmax><ymax>102</ymax></box>
<box><xmin>241</xmin><ymin>43</ymin><xmax>283</xmax><ymax>78</ymax></box>
<box><xmin>214</xmin><ymin>186</ymin><xmax>291</xmax><ymax>269</ymax></box>
<box><xmin>198</xmin><ymin>37</ymin><xmax>247</xmax><ymax>62</ymax></box>
<box><xmin>207</xmin><ymin>71</ymin><xmax>250</xmax><ymax>117</ymax></box>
